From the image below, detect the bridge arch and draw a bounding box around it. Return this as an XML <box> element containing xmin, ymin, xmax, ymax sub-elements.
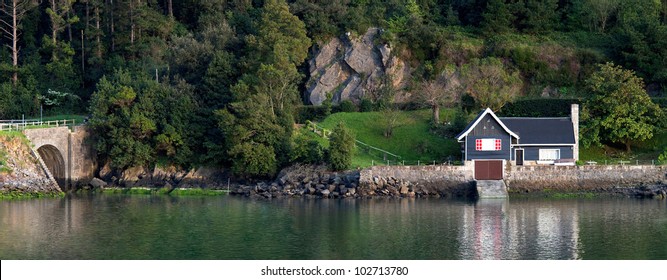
<box><xmin>36</xmin><ymin>144</ymin><xmax>67</xmax><ymax>189</ymax></box>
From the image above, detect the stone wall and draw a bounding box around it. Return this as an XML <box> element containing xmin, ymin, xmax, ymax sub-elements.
<box><xmin>359</xmin><ymin>165</ymin><xmax>475</xmax><ymax>197</ymax></box>
<box><xmin>357</xmin><ymin>164</ymin><xmax>667</xmax><ymax>198</ymax></box>
<box><xmin>506</xmin><ymin>165</ymin><xmax>667</xmax><ymax>192</ymax></box>
<box><xmin>69</xmin><ymin>126</ymin><xmax>97</xmax><ymax>187</ymax></box>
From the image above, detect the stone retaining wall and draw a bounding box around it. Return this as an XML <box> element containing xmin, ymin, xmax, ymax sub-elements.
<box><xmin>359</xmin><ymin>165</ymin><xmax>475</xmax><ymax>197</ymax></box>
<box><xmin>506</xmin><ymin>165</ymin><xmax>667</xmax><ymax>192</ymax></box>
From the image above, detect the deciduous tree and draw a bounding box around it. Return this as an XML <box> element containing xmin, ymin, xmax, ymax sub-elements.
<box><xmin>583</xmin><ymin>62</ymin><xmax>662</xmax><ymax>152</ymax></box>
<box><xmin>461</xmin><ymin>57</ymin><xmax>522</xmax><ymax>111</ymax></box>
<box><xmin>417</xmin><ymin>66</ymin><xmax>462</xmax><ymax>125</ymax></box>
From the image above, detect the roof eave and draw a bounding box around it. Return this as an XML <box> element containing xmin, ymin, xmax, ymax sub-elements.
<box><xmin>456</xmin><ymin>108</ymin><xmax>520</xmax><ymax>141</ymax></box>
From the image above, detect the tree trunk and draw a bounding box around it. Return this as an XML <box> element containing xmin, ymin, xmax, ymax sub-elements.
<box><xmin>95</xmin><ymin>4</ymin><xmax>101</xmax><ymax>58</ymax></box>
<box><xmin>11</xmin><ymin>1</ymin><xmax>18</xmax><ymax>84</ymax></box>
<box><xmin>51</xmin><ymin>0</ymin><xmax>57</xmax><ymax>46</ymax></box>
<box><xmin>432</xmin><ymin>104</ymin><xmax>440</xmax><ymax>125</ymax></box>
<box><xmin>81</xmin><ymin>30</ymin><xmax>85</xmax><ymax>73</ymax></box>
<box><xmin>625</xmin><ymin>141</ymin><xmax>632</xmax><ymax>153</ymax></box>
<box><xmin>109</xmin><ymin>0</ymin><xmax>115</xmax><ymax>52</ymax></box>
<box><xmin>167</xmin><ymin>0</ymin><xmax>173</xmax><ymax>18</ymax></box>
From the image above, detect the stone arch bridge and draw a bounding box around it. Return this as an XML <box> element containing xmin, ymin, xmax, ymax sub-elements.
<box><xmin>22</xmin><ymin>126</ymin><xmax>97</xmax><ymax>191</ymax></box>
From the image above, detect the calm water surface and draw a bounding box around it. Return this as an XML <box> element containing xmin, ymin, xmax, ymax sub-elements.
<box><xmin>0</xmin><ymin>194</ymin><xmax>666</xmax><ymax>259</ymax></box>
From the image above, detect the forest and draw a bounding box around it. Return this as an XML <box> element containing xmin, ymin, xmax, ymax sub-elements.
<box><xmin>1</xmin><ymin>0</ymin><xmax>666</xmax><ymax>177</ymax></box>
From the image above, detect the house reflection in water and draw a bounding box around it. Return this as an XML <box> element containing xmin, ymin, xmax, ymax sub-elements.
<box><xmin>459</xmin><ymin>199</ymin><xmax>581</xmax><ymax>260</ymax></box>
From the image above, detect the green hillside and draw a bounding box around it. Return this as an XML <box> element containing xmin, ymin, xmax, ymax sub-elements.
<box><xmin>313</xmin><ymin>109</ymin><xmax>461</xmax><ymax>167</ymax></box>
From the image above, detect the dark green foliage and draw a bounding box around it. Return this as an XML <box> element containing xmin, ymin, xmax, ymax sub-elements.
<box><xmin>582</xmin><ymin>63</ymin><xmax>663</xmax><ymax>151</ymax></box>
<box><xmin>89</xmin><ymin>69</ymin><xmax>196</xmax><ymax>169</ymax></box>
<box><xmin>328</xmin><ymin>122</ymin><xmax>355</xmax><ymax>171</ymax></box>
<box><xmin>338</xmin><ymin>100</ymin><xmax>357</xmax><ymax>112</ymax></box>
<box><xmin>3</xmin><ymin>0</ymin><xmax>666</xmax><ymax>176</ymax></box>
<box><xmin>500</xmin><ymin>98</ymin><xmax>582</xmax><ymax>117</ymax></box>
<box><xmin>359</xmin><ymin>98</ymin><xmax>374</xmax><ymax>112</ymax></box>
<box><xmin>291</xmin><ymin>134</ymin><xmax>326</xmax><ymax>164</ymax></box>
<box><xmin>481</xmin><ymin>0</ymin><xmax>516</xmax><ymax>34</ymax></box>
<box><xmin>0</xmin><ymin>79</ymin><xmax>39</xmax><ymax>119</ymax></box>
<box><xmin>295</xmin><ymin>105</ymin><xmax>331</xmax><ymax>123</ymax></box>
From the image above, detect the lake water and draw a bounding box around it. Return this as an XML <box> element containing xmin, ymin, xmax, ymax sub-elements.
<box><xmin>0</xmin><ymin>194</ymin><xmax>665</xmax><ymax>259</ymax></box>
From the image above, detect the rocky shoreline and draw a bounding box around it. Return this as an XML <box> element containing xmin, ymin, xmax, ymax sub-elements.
<box><xmin>3</xmin><ymin>161</ymin><xmax>667</xmax><ymax>200</ymax></box>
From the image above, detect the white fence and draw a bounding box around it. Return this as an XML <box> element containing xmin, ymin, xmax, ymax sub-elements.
<box><xmin>0</xmin><ymin>119</ymin><xmax>76</xmax><ymax>131</ymax></box>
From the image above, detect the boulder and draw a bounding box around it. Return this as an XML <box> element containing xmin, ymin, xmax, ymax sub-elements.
<box><xmin>320</xmin><ymin>189</ymin><xmax>331</xmax><ymax>197</ymax></box>
<box><xmin>89</xmin><ymin>177</ymin><xmax>107</xmax><ymax>189</ymax></box>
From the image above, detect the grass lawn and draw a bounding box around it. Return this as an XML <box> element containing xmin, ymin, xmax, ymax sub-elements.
<box><xmin>312</xmin><ymin>109</ymin><xmax>461</xmax><ymax>167</ymax></box>
<box><xmin>579</xmin><ymin>129</ymin><xmax>667</xmax><ymax>164</ymax></box>
<box><xmin>29</xmin><ymin>114</ymin><xmax>87</xmax><ymax>124</ymax></box>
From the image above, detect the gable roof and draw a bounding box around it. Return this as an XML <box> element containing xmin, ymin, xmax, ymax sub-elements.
<box><xmin>456</xmin><ymin>108</ymin><xmax>519</xmax><ymax>141</ymax></box>
<box><xmin>499</xmin><ymin>118</ymin><xmax>575</xmax><ymax>145</ymax></box>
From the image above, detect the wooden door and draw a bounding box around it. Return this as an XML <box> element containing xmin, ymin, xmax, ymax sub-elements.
<box><xmin>516</xmin><ymin>150</ymin><xmax>524</xmax><ymax>166</ymax></box>
<box><xmin>475</xmin><ymin>160</ymin><xmax>503</xmax><ymax>180</ymax></box>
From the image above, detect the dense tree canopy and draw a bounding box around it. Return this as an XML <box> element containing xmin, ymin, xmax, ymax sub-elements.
<box><xmin>0</xmin><ymin>0</ymin><xmax>666</xmax><ymax>176</ymax></box>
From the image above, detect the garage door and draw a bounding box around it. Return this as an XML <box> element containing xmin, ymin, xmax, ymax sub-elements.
<box><xmin>475</xmin><ymin>160</ymin><xmax>503</xmax><ymax>180</ymax></box>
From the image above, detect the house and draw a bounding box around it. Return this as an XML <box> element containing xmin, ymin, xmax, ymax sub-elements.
<box><xmin>455</xmin><ymin>104</ymin><xmax>579</xmax><ymax>179</ymax></box>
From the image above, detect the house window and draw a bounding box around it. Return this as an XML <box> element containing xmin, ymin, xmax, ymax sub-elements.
<box><xmin>475</xmin><ymin>139</ymin><xmax>501</xmax><ymax>151</ymax></box>
<box><xmin>539</xmin><ymin>149</ymin><xmax>560</xmax><ymax>160</ymax></box>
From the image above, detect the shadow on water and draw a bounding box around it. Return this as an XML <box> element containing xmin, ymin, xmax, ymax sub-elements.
<box><xmin>0</xmin><ymin>195</ymin><xmax>665</xmax><ymax>259</ymax></box>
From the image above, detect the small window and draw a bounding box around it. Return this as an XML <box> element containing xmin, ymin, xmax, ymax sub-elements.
<box><xmin>476</xmin><ymin>139</ymin><xmax>501</xmax><ymax>151</ymax></box>
<box><xmin>539</xmin><ymin>149</ymin><xmax>560</xmax><ymax>160</ymax></box>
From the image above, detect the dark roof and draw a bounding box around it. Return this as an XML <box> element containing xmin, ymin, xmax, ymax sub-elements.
<box><xmin>499</xmin><ymin>118</ymin><xmax>575</xmax><ymax>145</ymax></box>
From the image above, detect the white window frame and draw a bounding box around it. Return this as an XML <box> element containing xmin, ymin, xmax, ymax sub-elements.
<box><xmin>539</xmin><ymin>149</ymin><xmax>560</xmax><ymax>161</ymax></box>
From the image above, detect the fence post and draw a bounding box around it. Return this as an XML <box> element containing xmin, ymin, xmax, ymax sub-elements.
<box><xmin>417</xmin><ymin>160</ymin><xmax>420</xmax><ymax>166</ymax></box>
<box><xmin>372</xmin><ymin>160</ymin><xmax>374</xmax><ymax>166</ymax></box>
<box><xmin>652</xmin><ymin>160</ymin><xmax>654</xmax><ymax>165</ymax></box>
<box><xmin>636</xmin><ymin>160</ymin><xmax>638</xmax><ymax>165</ymax></box>
<box><xmin>433</xmin><ymin>160</ymin><xmax>435</xmax><ymax>166</ymax></box>
<box><xmin>386</xmin><ymin>160</ymin><xmax>389</xmax><ymax>166</ymax></box>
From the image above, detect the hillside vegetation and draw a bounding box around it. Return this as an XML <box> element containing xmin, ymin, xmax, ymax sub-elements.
<box><xmin>1</xmin><ymin>0</ymin><xmax>666</xmax><ymax>177</ymax></box>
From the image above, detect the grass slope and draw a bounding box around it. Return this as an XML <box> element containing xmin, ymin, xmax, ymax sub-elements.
<box><xmin>315</xmin><ymin>109</ymin><xmax>461</xmax><ymax>167</ymax></box>
<box><xmin>580</xmin><ymin>130</ymin><xmax>667</xmax><ymax>164</ymax></box>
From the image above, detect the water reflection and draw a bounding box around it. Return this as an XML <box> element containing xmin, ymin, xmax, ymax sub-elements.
<box><xmin>458</xmin><ymin>199</ymin><xmax>583</xmax><ymax>260</ymax></box>
<box><xmin>0</xmin><ymin>195</ymin><xmax>665</xmax><ymax>259</ymax></box>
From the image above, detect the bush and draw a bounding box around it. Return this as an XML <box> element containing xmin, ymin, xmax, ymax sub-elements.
<box><xmin>359</xmin><ymin>98</ymin><xmax>373</xmax><ymax>112</ymax></box>
<box><xmin>291</xmin><ymin>135</ymin><xmax>325</xmax><ymax>164</ymax></box>
<box><xmin>499</xmin><ymin>98</ymin><xmax>581</xmax><ymax>117</ymax></box>
<box><xmin>295</xmin><ymin>105</ymin><xmax>331</xmax><ymax>123</ymax></box>
<box><xmin>328</xmin><ymin>122</ymin><xmax>355</xmax><ymax>171</ymax></box>
<box><xmin>338</xmin><ymin>100</ymin><xmax>357</xmax><ymax>112</ymax></box>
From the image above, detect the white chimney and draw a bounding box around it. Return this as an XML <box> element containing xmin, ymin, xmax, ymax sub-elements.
<box><xmin>571</xmin><ymin>104</ymin><xmax>579</xmax><ymax>161</ymax></box>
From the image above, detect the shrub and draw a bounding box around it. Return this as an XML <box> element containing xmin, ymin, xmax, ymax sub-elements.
<box><xmin>359</xmin><ymin>98</ymin><xmax>373</xmax><ymax>112</ymax></box>
<box><xmin>499</xmin><ymin>98</ymin><xmax>581</xmax><ymax>117</ymax></box>
<box><xmin>338</xmin><ymin>100</ymin><xmax>357</xmax><ymax>112</ymax></box>
<box><xmin>328</xmin><ymin>122</ymin><xmax>355</xmax><ymax>171</ymax></box>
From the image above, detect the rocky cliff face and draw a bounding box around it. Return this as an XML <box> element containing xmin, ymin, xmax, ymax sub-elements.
<box><xmin>0</xmin><ymin>134</ymin><xmax>61</xmax><ymax>194</ymax></box>
<box><xmin>306</xmin><ymin>28</ymin><xmax>410</xmax><ymax>105</ymax></box>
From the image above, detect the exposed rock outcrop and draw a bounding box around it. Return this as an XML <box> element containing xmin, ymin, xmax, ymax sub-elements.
<box><xmin>0</xmin><ymin>135</ymin><xmax>61</xmax><ymax>195</ymax></box>
<box><xmin>306</xmin><ymin>28</ymin><xmax>410</xmax><ymax>105</ymax></box>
